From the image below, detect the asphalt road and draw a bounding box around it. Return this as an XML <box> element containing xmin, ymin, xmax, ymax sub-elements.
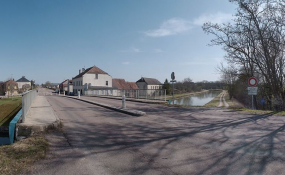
<box><xmin>28</xmin><ymin>93</ymin><xmax>285</xmax><ymax>175</ymax></box>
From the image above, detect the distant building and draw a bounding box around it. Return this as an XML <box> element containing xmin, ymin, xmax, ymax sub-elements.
<box><xmin>16</xmin><ymin>76</ymin><xmax>31</xmax><ymax>90</ymax></box>
<box><xmin>0</xmin><ymin>79</ymin><xmax>19</xmax><ymax>96</ymax></box>
<box><xmin>112</xmin><ymin>78</ymin><xmax>139</xmax><ymax>97</ymax></box>
<box><xmin>67</xmin><ymin>80</ymin><xmax>73</xmax><ymax>94</ymax></box>
<box><xmin>59</xmin><ymin>79</ymin><xmax>73</xmax><ymax>94</ymax></box>
<box><xmin>59</xmin><ymin>79</ymin><xmax>68</xmax><ymax>92</ymax></box>
<box><xmin>112</xmin><ymin>79</ymin><xmax>139</xmax><ymax>90</ymax></box>
<box><xmin>50</xmin><ymin>83</ymin><xmax>60</xmax><ymax>89</ymax></box>
<box><xmin>136</xmin><ymin>77</ymin><xmax>162</xmax><ymax>90</ymax></box>
<box><xmin>72</xmin><ymin>65</ymin><xmax>112</xmax><ymax>95</ymax></box>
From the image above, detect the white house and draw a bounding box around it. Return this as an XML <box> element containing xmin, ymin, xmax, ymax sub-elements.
<box><xmin>72</xmin><ymin>66</ymin><xmax>112</xmax><ymax>95</ymax></box>
<box><xmin>136</xmin><ymin>77</ymin><xmax>162</xmax><ymax>90</ymax></box>
<box><xmin>16</xmin><ymin>76</ymin><xmax>31</xmax><ymax>90</ymax></box>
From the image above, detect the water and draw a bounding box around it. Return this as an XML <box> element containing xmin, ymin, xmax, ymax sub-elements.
<box><xmin>172</xmin><ymin>90</ymin><xmax>222</xmax><ymax>106</ymax></box>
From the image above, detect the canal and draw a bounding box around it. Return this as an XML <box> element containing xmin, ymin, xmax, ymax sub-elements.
<box><xmin>171</xmin><ymin>90</ymin><xmax>222</xmax><ymax>106</ymax></box>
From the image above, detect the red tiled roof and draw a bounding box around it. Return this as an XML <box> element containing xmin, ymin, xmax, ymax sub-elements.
<box><xmin>73</xmin><ymin>66</ymin><xmax>108</xmax><ymax>79</ymax></box>
<box><xmin>126</xmin><ymin>82</ymin><xmax>139</xmax><ymax>90</ymax></box>
<box><xmin>112</xmin><ymin>79</ymin><xmax>139</xmax><ymax>90</ymax></box>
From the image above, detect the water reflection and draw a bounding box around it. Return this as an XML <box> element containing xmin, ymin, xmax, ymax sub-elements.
<box><xmin>172</xmin><ymin>90</ymin><xmax>222</xmax><ymax>106</ymax></box>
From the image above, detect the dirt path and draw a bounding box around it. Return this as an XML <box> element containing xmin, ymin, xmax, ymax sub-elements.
<box><xmin>218</xmin><ymin>91</ymin><xmax>229</xmax><ymax>108</ymax></box>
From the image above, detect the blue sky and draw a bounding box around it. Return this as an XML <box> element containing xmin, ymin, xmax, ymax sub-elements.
<box><xmin>0</xmin><ymin>0</ymin><xmax>236</xmax><ymax>84</ymax></box>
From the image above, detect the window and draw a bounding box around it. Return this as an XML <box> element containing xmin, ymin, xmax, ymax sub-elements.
<box><xmin>95</xmin><ymin>74</ymin><xmax>98</xmax><ymax>79</ymax></box>
<box><xmin>106</xmin><ymin>81</ymin><xmax>108</xmax><ymax>86</ymax></box>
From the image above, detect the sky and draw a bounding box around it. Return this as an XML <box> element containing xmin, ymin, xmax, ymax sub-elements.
<box><xmin>0</xmin><ymin>0</ymin><xmax>237</xmax><ymax>84</ymax></box>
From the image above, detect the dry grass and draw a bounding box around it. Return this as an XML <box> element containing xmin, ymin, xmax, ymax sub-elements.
<box><xmin>231</xmin><ymin>108</ymin><xmax>285</xmax><ymax>116</ymax></box>
<box><xmin>0</xmin><ymin>134</ymin><xmax>48</xmax><ymax>175</ymax></box>
<box><xmin>0</xmin><ymin>97</ymin><xmax>22</xmax><ymax>126</ymax></box>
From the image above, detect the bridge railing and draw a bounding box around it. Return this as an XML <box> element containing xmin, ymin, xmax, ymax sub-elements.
<box><xmin>22</xmin><ymin>90</ymin><xmax>37</xmax><ymax>122</ymax></box>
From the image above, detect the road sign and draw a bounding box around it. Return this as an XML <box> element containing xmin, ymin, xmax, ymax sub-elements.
<box><xmin>248</xmin><ymin>87</ymin><xmax>258</xmax><ymax>95</ymax></box>
<box><xmin>171</xmin><ymin>72</ymin><xmax>175</xmax><ymax>80</ymax></box>
<box><xmin>248</xmin><ymin>77</ymin><xmax>258</xmax><ymax>87</ymax></box>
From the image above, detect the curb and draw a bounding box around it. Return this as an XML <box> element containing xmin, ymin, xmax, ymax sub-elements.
<box><xmin>62</xmin><ymin>96</ymin><xmax>146</xmax><ymax>116</ymax></box>
<box><xmin>17</xmin><ymin>97</ymin><xmax>61</xmax><ymax>137</ymax></box>
<box><xmin>17</xmin><ymin>119</ymin><xmax>61</xmax><ymax>137</ymax></box>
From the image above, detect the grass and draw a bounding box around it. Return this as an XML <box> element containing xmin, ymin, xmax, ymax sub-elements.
<box><xmin>0</xmin><ymin>134</ymin><xmax>48</xmax><ymax>175</ymax></box>
<box><xmin>0</xmin><ymin>97</ymin><xmax>22</xmax><ymax>126</ymax></box>
<box><xmin>229</xmin><ymin>107</ymin><xmax>285</xmax><ymax>116</ymax></box>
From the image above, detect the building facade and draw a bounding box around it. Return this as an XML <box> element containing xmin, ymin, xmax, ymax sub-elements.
<box><xmin>0</xmin><ymin>79</ymin><xmax>19</xmax><ymax>96</ymax></box>
<box><xmin>72</xmin><ymin>66</ymin><xmax>112</xmax><ymax>95</ymax></box>
<box><xmin>136</xmin><ymin>77</ymin><xmax>162</xmax><ymax>90</ymax></box>
<box><xmin>16</xmin><ymin>76</ymin><xmax>31</xmax><ymax>90</ymax></box>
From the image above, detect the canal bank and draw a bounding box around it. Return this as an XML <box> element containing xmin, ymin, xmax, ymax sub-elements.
<box><xmin>169</xmin><ymin>90</ymin><xmax>222</xmax><ymax>106</ymax></box>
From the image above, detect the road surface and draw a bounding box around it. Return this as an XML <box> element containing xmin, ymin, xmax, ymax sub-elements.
<box><xmin>28</xmin><ymin>92</ymin><xmax>285</xmax><ymax>175</ymax></box>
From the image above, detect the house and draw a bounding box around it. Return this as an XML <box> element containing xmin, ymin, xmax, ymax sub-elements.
<box><xmin>136</xmin><ymin>77</ymin><xmax>162</xmax><ymax>90</ymax></box>
<box><xmin>0</xmin><ymin>79</ymin><xmax>19</xmax><ymax>96</ymax></box>
<box><xmin>59</xmin><ymin>79</ymin><xmax>73</xmax><ymax>94</ymax></box>
<box><xmin>67</xmin><ymin>80</ymin><xmax>73</xmax><ymax>94</ymax></box>
<box><xmin>112</xmin><ymin>79</ymin><xmax>139</xmax><ymax>97</ymax></box>
<box><xmin>72</xmin><ymin>65</ymin><xmax>112</xmax><ymax>95</ymax></box>
<box><xmin>112</xmin><ymin>79</ymin><xmax>139</xmax><ymax>90</ymax></box>
<box><xmin>16</xmin><ymin>76</ymin><xmax>31</xmax><ymax>90</ymax></box>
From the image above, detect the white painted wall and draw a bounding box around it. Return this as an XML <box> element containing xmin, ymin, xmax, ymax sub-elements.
<box><xmin>147</xmin><ymin>85</ymin><xmax>162</xmax><ymax>89</ymax></box>
<box><xmin>73</xmin><ymin>73</ymin><xmax>112</xmax><ymax>95</ymax></box>
<box><xmin>68</xmin><ymin>84</ymin><xmax>73</xmax><ymax>93</ymax></box>
<box><xmin>17</xmin><ymin>82</ymin><xmax>31</xmax><ymax>89</ymax></box>
<box><xmin>83</xmin><ymin>74</ymin><xmax>112</xmax><ymax>88</ymax></box>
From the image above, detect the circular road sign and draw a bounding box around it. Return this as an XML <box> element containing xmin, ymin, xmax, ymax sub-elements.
<box><xmin>248</xmin><ymin>77</ymin><xmax>258</xmax><ymax>86</ymax></box>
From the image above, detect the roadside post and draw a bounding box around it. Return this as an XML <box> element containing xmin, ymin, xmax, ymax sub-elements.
<box><xmin>63</xmin><ymin>91</ymin><xmax>65</xmax><ymax>96</ymax></box>
<box><xmin>78</xmin><ymin>90</ymin><xmax>80</xmax><ymax>99</ymax></box>
<box><xmin>248</xmin><ymin>77</ymin><xmax>258</xmax><ymax>109</ymax></box>
<box><xmin>170</xmin><ymin>72</ymin><xmax>176</xmax><ymax>105</ymax></box>
<box><xmin>122</xmin><ymin>95</ymin><xmax>126</xmax><ymax>109</ymax></box>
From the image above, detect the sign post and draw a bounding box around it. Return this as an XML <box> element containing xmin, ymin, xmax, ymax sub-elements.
<box><xmin>170</xmin><ymin>72</ymin><xmax>176</xmax><ymax>105</ymax></box>
<box><xmin>248</xmin><ymin>77</ymin><xmax>258</xmax><ymax>109</ymax></box>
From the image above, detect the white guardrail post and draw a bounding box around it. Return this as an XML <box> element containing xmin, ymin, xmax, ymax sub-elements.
<box><xmin>122</xmin><ymin>95</ymin><xmax>126</xmax><ymax>109</ymax></box>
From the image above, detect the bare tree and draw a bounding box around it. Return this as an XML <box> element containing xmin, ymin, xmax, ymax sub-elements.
<box><xmin>203</xmin><ymin>0</ymin><xmax>285</xmax><ymax>110</ymax></box>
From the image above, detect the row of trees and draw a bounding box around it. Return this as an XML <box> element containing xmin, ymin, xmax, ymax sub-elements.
<box><xmin>163</xmin><ymin>78</ymin><xmax>224</xmax><ymax>95</ymax></box>
<box><xmin>203</xmin><ymin>0</ymin><xmax>285</xmax><ymax>110</ymax></box>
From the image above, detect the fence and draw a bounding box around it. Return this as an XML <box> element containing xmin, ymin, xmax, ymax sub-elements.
<box><xmin>22</xmin><ymin>90</ymin><xmax>37</xmax><ymax>122</ymax></box>
<box><xmin>85</xmin><ymin>89</ymin><xmax>166</xmax><ymax>101</ymax></box>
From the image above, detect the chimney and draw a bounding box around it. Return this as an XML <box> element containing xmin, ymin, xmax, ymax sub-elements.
<box><xmin>82</xmin><ymin>68</ymin><xmax>85</xmax><ymax>72</ymax></box>
<box><xmin>79</xmin><ymin>69</ymin><xmax>81</xmax><ymax>74</ymax></box>
<box><xmin>22</xmin><ymin>76</ymin><xmax>25</xmax><ymax>78</ymax></box>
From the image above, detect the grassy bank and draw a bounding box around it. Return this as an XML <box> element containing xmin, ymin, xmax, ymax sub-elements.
<box><xmin>231</xmin><ymin>108</ymin><xmax>285</xmax><ymax>116</ymax></box>
<box><xmin>0</xmin><ymin>134</ymin><xmax>48</xmax><ymax>175</ymax></box>
<box><xmin>0</xmin><ymin>97</ymin><xmax>22</xmax><ymax>126</ymax></box>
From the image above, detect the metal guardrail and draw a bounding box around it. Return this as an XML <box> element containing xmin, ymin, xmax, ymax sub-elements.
<box><xmin>22</xmin><ymin>90</ymin><xmax>37</xmax><ymax>122</ymax></box>
<box><xmin>85</xmin><ymin>89</ymin><xmax>166</xmax><ymax>101</ymax></box>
